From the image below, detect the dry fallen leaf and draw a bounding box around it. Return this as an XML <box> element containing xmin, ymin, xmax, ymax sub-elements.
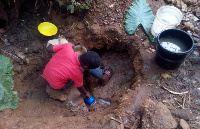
<box><xmin>149</xmin><ymin>48</ymin><xmax>155</xmax><ymax>53</ymax></box>
<box><xmin>161</xmin><ymin>73</ymin><xmax>172</xmax><ymax>79</ymax></box>
<box><xmin>146</xmin><ymin>49</ymin><xmax>152</xmax><ymax>53</ymax></box>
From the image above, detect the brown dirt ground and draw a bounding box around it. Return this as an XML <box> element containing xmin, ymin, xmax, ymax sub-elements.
<box><xmin>0</xmin><ymin>0</ymin><xmax>200</xmax><ymax>128</ymax></box>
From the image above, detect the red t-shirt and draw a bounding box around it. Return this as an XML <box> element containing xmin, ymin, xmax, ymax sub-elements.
<box><xmin>42</xmin><ymin>43</ymin><xmax>83</xmax><ymax>89</ymax></box>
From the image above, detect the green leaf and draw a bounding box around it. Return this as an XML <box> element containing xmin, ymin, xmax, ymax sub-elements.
<box><xmin>125</xmin><ymin>0</ymin><xmax>155</xmax><ymax>41</ymax></box>
<box><xmin>84</xmin><ymin>5</ymin><xmax>90</xmax><ymax>9</ymax></box>
<box><xmin>76</xmin><ymin>2</ymin><xmax>81</xmax><ymax>6</ymax></box>
<box><xmin>152</xmin><ymin>74</ymin><xmax>159</xmax><ymax>80</ymax></box>
<box><xmin>152</xmin><ymin>74</ymin><xmax>160</xmax><ymax>80</ymax></box>
<box><xmin>79</xmin><ymin>5</ymin><xmax>84</xmax><ymax>9</ymax></box>
<box><xmin>85</xmin><ymin>0</ymin><xmax>92</xmax><ymax>2</ymax></box>
<box><xmin>71</xmin><ymin>0</ymin><xmax>75</xmax><ymax>3</ymax></box>
<box><xmin>67</xmin><ymin>5</ymin><xmax>75</xmax><ymax>13</ymax></box>
<box><xmin>0</xmin><ymin>55</ymin><xmax>19</xmax><ymax>110</ymax></box>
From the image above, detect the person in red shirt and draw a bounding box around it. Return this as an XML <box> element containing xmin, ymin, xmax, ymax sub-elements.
<box><xmin>43</xmin><ymin>40</ymin><xmax>112</xmax><ymax>99</ymax></box>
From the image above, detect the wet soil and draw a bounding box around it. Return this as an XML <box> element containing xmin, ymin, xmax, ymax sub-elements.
<box><xmin>0</xmin><ymin>0</ymin><xmax>200</xmax><ymax>128</ymax></box>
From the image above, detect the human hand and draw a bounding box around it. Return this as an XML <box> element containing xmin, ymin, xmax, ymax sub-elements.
<box><xmin>85</xmin><ymin>92</ymin><xmax>91</xmax><ymax>99</ymax></box>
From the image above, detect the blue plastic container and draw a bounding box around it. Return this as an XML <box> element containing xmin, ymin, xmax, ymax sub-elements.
<box><xmin>84</xmin><ymin>95</ymin><xmax>96</xmax><ymax>106</ymax></box>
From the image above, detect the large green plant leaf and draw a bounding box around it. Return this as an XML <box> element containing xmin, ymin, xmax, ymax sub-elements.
<box><xmin>125</xmin><ymin>0</ymin><xmax>155</xmax><ymax>41</ymax></box>
<box><xmin>0</xmin><ymin>55</ymin><xmax>18</xmax><ymax>110</ymax></box>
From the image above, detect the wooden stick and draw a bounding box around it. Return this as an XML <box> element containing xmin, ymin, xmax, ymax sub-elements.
<box><xmin>158</xmin><ymin>83</ymin><xmax>189</xmax><ymax>95</ymax></box>
<box><xmin>35</xmin><ymin>0</ymin><xmax>39</xmax><ymax>9</ymax></box>
<box><xmin>183</xmin><ymin>94</ymin><xmax>186</xmax><ymax>109</ymax></box>
<box><xmin>110</xmin><ymin>117</ymin><xmax>122</xmax><ymax>124</ymax></box>
<box><xmin>174</xmin><ymin>98</ymin><xmax>184</xmax><ymax>109</ymax></box>
<box><xmin>110</xmin><ymin>117</ymin><xmax>130</xmax><ymax>129</ymax></box>
<box><xmin>188</xmin><ymin>85</ymin><xmax>191</xmax><ymax>107</ymax></box>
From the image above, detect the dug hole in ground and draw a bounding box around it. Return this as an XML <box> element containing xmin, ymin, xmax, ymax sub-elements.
<box><xmin>0</xmin><ymin>0</ymin><xmax>200</xmax><ymax>128</ymax></box>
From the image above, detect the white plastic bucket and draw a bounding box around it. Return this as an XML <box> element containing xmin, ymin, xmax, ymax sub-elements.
<box><xmin>151</xmin><ymin>6</ymin><xmax>183</xmax><ymax>37</ymax></box>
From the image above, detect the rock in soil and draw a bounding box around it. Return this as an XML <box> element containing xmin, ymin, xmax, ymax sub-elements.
<box><xmin>196</xmin><ymin>43</ymin><xmax>200</xmax><ymax>49</ymax></box>
<box><xmin>46</xmin><ymin>84</ymin><xmax>88</xmax><ymax>112</ymax></box>
<box><xmin>195</xmin><ymin>9</ymin><xmax>200</xmax><ymax>19</ymax></box>
<box><xmin>0</xmin><ymin>28</ymin><xmax>6</xmax><ymax>33</ymax></box>
<box><xmin>183</xmin><ymin>22</ymin><xmax>195</xmax><ymax>31</ymax></box>
<box><xmin>179</xmin><ymin>119</ymin><xmax>190</xmax><ymax>129</ymax></box>
<box><xmin>182</xmin><ymin>0</ymin><xmax>198</xmax><ymax>5</ymax></box>
<box><xmin>141</xmin><ymin>99</ymin><xmax>177</xmax><ymax>129</ymax></box>
<box><xmin>189</xmin><ymin>57</ymin><xmax>200</xmax><ymax>64</ymax></box>
<box><xmin>171</xmin><ymin>109</ymin><xmax>193</xmax><ymax>121</ymax></box>
<box><xmin>46</xmin><ymin>84</ymin><xmax>80</xmax><ymax>102</ymax></box>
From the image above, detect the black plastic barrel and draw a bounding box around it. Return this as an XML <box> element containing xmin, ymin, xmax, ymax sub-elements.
<box><xmin>155</xmin><ymin>29</ymin><xmax>194</xmax><ymax>70</ymax></box>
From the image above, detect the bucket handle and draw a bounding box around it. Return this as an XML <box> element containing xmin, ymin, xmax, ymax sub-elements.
<box><xmin>153</xmin><ymin>38</ymin><xmax>196</xmax><ymax>63</ymax></box>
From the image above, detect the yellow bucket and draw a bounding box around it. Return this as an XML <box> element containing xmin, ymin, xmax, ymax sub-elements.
<box><xmin>38</xmin><ymin>22</ymin><xmax>58</xmax><ymax>36</ymax></box>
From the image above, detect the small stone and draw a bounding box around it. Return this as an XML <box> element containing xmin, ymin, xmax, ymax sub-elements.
<box><xmin>184</xmin><ymin>22</ymin><xmax>194</xmax><ymax>31</ymax></box>
<box><xmin>182</xmin><ymin>0</ymin><xmax>197</xmax><ymax>5</ymax></box>
<box><xmin>94</xmin><ymin>20</ymin><xmax>98</xmax><ymax>24</ymax></box>
<box><xmin>164</xmin><ymin>0</ymin><xmax>176</xmax><ymax>4</ymax></box>
<box><xmin>171</xmin><ymin>109</ymin><xmax>193</xmax><ymax>121</ymax></box>
<box><xmin>186</xmin><ymin>14</ymin><xmax>199</xmax><ymax>22</ymax></box>
<box><xmin>76</xmin><ymin>22</ymin><xmax>85</xmax><ymax>30</ymax></box>
<box><xmin>16</xmin><ymin>52</ymin><xmax>26</xmax><ymax>60</ymax></box>
<box><xmin>195</xmin><ymin>9</ymin><xmax>200</xmax><ymax>19</ymax></box>
<box><xmin>190</xmin><ymin>57</ymin><xmax>200</xmax><ymax>63</ymax></box>
<box><xmin>193</xmin><ymin>51</ymin><xmax>199</xmax><ymax>56</ymax></box>
<box><xmin>117</xmin><ymin>124</ymin><xmax>124</xmax><ymax>129</ymax></box>
<box><xmin>193</xmin><ymin>37</ymin><xmax>200</xmax><ymax>43</ymax></box>
<box><xmin>142</xmin><ymin>39</ymin><xmax>150</xmax><ymax>47</ymax></box>
<box><xmin>196</xmin><ymin>43</ymin><xmax>200</xmax><ymax>49</ymax></box>
<box><xmin>141</xmin><ymin>99</ymin><xmax>177</xmax><ymax>129</ymax></box>
<box><xmin>0</xmin><ymin>28</ymin><xmax>6</xmax><ymax>34</ymax></box>
<box><xmin>193</xmin><ymin>16</ymin><xmax>199</xmax><ymax>21</ymax></box>
<box><xmin>25</xmin><ymin>58</ymin><xmax>30</xmax><ymax>64</ymax></box>
<box><xmin>181</xmin><ymin>3</ymin><xmax>187</xmax><ymax>12</ymax></box>
<box><xmin>24</xmin><ymin>47</ymin><xmax>29</xmax><ymax>53</ymax></box>
<box><xmin>191</xmin><ymin>79</ymin><xmax>196</xmax><ymax>84</ymax></box>
<box><xmin>198</xmin><ymin>99</ymin><xmax>200</xmax><ymax>104</ymax></box>
<box><xmin>179</xmin><ymin>119</ymin><xmax>190</xmax><ymax>129</ymax></box>
<box><xmin>196</xmin><ymin>116</ymin><xmax>200</xmax><ymax>120</ymax></box>
<box><xmin>183</xmin><ymin>77</ymin><xmax>188</xmax><ymax>81</ymax></box>
<box><xmin>192</xmin><ymin>33</ymin><xmax>200</xmax><ymax>38</ymax></box>
<box><xmin>109</xmin><ymin>4</ymin><xmax>114</xmax><ymax>8</ymax></box>
<box><xmin>13</xmin><ymin>65</ymin><xmax>22</xmax><ymax>73</ymax></box>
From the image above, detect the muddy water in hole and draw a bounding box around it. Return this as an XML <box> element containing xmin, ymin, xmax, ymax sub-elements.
<box><xmin>101</xmin><ymin>51</ymin><xmax>135</xmax><ymax>87</ymax></box>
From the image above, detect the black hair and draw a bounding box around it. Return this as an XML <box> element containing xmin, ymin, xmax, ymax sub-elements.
<box><xmin>80</xmin><ymin>51</ymin><xmax>101</xmax><ymax>69</ymax></box>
